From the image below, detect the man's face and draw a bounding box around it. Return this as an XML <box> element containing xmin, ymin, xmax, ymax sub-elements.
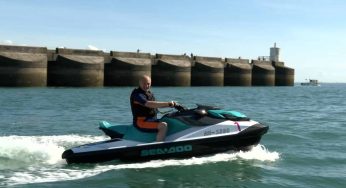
<box><xmin>140</xmin><ymin>77</ymin><xmax>151</xmax><ymax>92</ymax></box>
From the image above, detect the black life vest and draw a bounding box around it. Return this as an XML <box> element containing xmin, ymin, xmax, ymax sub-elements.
<box><xmin>130</xmin><ymin>88</ymin><xmax>157</xmax><ymax>121</ymax></box>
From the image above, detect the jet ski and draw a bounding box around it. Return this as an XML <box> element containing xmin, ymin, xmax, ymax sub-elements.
<box><xmin>62</xmin><ymin>104</ymin><xmax>268</xmax><ymax>164</ymax></box>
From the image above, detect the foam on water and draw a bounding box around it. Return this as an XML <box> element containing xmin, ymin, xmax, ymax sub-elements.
<box><xmin>112</xmin><ymin>144</ymin><xmax>280</xmax><ymax>169</ymax></box>
<box><xmin>0</xmin><ymin>135</ymin><xmax>107</xmax><ymax>167</ymax></box>
<box><xmin>0</xmin><ymin>135</ymin><xmax>279</xmax><ymax>186</ymax></box>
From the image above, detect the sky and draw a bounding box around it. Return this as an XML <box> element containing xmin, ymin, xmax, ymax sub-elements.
<box><xmin>0</xmin><ymin>0</ymin><xmax>346</xmax><ymax>83</ymax></box>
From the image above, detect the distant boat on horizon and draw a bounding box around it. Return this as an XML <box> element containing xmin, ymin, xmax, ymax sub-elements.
<box><xmin>301</xmin><ymin>79</ymin><xmax>320</xmax><ymax>86</ymax></box>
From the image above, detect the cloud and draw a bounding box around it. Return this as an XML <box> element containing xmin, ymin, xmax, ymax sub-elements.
<box><xmin>87</xmin><ymin>45</ymin><xmax>99</xmax><ymax>51</ymax></box>
<box><xmin>1</xmin><ymin>40</ymin><xmax>14</xmax><ymax>45</ymax></box>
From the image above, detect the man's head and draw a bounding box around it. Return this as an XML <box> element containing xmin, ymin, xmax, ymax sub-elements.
<box><xmin>139</xmin><ymin>75</ymin><xmax>151</xmax><ymax>92</ymax></box>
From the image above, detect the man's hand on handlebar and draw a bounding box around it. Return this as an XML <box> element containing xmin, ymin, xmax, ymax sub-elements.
<box><xmin>168</xmin><ymin>101</ymin><xmax>188</xmax><ymax>112</ymax></box>
<box><xmin>168</xmin><ymin>101</ymin><xmax>176</xmax><ymax>108</ymax></box>
<box><xmin>174</xmin><ymin>103</ymin><xmax>188</xmax><ymax>112</ymax></box>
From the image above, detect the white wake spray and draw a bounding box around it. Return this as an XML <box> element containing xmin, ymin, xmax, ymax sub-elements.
<box><xmin>0</xmin><ymin>135</ymin><xmax>107</xmax><ymax>167</ymax></box>
<box><xmin>0</xmin><ymin>135</ymin><xmax>280</xmax><ymax>186</ymax></box>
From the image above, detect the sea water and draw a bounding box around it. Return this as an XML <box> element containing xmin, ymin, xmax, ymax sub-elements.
<box><xmin>0</xmin><ymin>85</ymin><xmax>345</xmax><ymax>187</ymax></box>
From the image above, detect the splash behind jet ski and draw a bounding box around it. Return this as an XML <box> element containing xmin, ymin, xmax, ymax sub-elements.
<box><xmin>62</xmin><ymin>104</ymin><xmax>268</xmax><ymax>164</ymax></box>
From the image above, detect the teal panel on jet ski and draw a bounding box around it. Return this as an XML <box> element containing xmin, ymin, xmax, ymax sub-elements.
<box><xmin>99</xmin><ymin>121</ymin><xmax>156</xmax><ymax>142</ymax></box>
<box><xmin>208</xmin><ymin>110</ymin><xmax>247</xmax><ymax>118</ymax></box>
<box><xmin>161</xmin><ymin>117</ymin><xmax>190</xmax><ymax>133</ymax></box>
<box><xmin>123</xmin><ymin>127</ymin><xmax>156</xmax><ymax>142</ymax></box>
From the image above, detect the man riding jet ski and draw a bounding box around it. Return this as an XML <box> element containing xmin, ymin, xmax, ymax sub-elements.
<box><xmin>130</xmin><ymin>75</ymin><xmax>177</xmax><ymax>142</ymax></box>
<box><xmin>62</xmin><ymin>75</ymin><xmax>268</xmax><ymax>164</ymax></box>
<box><xmin>62</xmin><ymin>104</ymin><xmax>268</xmax><ymax>164</ymax></box>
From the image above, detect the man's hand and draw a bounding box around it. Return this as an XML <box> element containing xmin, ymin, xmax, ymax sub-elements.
<box><xmin>168</xmin><ymin>101</ymin><xmax>176</xmax><ymax>107</ymax></box>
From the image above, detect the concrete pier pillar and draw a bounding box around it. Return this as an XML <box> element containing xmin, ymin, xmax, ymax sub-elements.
<box><xmin>272</xmin><ymin>61</ymin><xmax>295</xmax><ymax>86</ymax></box>
<box><xmin>152</xmin><ymin>54</ymin><xmax>191</xmax><ymax>86</ymax></box>
<box><xmin>48</xmin><ymin>48</ymin><xmax>104</xmax><ymax>87</ymax></box>
<box><xmin>224</xmin><ymin>58</ymin><xmax>252</xmax><ymax>86</ymax></box>
<box><xmin>251</xmin><ymin>60</ymin><xmax>275</xmax><ymax>86</ymax></box>
<box><xmin>191</xmin><ymin>56</ymin><xmax>224</xmax><ymax>86</ymax></box>
<box><xmin>104</xmin><ymin>51</ymin><xmax>152</xmax><ymax>86</ymax></box>
<box><xmin>0</xmin><ymin>45</ymin><xmax>47</xmax><ymax>86</ymax></box>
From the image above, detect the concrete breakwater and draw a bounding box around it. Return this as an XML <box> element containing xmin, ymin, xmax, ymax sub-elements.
<box><xmin>0</xmin><ymin>44</ymin><xmax>294</xmax><ymax>87</ymax></box>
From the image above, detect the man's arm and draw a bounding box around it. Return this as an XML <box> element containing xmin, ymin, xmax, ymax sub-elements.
<box><xmin>133</xmin><ymin>92</ymin><xmax>175</xmax><ymax>108</ymax></box>
<box><xmin>145</xmin><ymin>101</ymin><xmax>175</xmax><ymax>108</ymax></box>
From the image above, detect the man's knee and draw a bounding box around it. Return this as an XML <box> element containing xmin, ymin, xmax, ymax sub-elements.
<box><xmin>158</xmin><ymin>122</ymin><xmax>167</xmax><ymax>130</ymax></box>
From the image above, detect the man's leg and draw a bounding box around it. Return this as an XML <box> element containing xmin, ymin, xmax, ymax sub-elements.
<box><xmin>156</xmin><ymin>122</ymin><xmax>168</xmax><ymax>142</ymax></box>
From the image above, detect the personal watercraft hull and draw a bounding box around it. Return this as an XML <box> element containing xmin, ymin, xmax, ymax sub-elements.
<box><xmin>62</xmin><ymin>124</ymin><xmax>268</xmax><ymax>164</ymax></box>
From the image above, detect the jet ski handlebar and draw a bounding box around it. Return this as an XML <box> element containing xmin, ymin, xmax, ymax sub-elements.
<box><xmin>174</xmin><ymin>103</ymin><xmax>188</xmax><ymax>112</ymax></box>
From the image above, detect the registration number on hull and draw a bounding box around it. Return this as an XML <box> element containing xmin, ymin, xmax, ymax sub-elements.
<box><xmin>204</xmin><ymin>128</ymin><xmax>230</xmax><ymax>136</ymax></box>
